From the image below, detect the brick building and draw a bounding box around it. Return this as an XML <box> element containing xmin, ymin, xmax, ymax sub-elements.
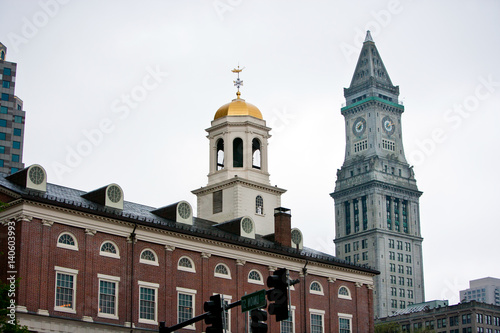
<box><xmin>0</xmin><ymin>76</ymin><xmax>379</xmax><ymax>332</ymax></box>
<box><xmin>375</xmin><ymin>300</ymin><xmax>500</xmax><ymax>333</ymax></box>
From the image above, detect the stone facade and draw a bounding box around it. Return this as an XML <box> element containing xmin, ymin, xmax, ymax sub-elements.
<box><xmin>332</xmin><ymin>31</ymin><xmax>425</xmax><ymax>318</ymax></box>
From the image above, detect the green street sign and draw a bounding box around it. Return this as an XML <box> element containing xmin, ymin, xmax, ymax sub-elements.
<box><xmin>241</xmin><ymin>289</ymin><xmax>266</xmax><ymax>312</ymax></box>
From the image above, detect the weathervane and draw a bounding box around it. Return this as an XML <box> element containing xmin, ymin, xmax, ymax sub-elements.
<box><xmin>232</xmin><ymin>65</ymin><xmax>244</xmax><ymax>98</ymax></box>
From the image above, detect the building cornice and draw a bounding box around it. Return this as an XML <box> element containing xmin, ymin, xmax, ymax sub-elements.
<box><xmin>331</xmin><ymin>179</ymin><xmax>422</xmax><ymax>200</ymax></box>
<box><xmin>192</xmin><ymin>177</ymin><xmax>286</xmax><ymax>195</ymax></box>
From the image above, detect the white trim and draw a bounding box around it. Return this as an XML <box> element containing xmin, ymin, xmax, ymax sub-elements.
<box><xmin>214</xmin><ymin>263</ymin><xmax>231</xmax><ymax>279</ymax></box>
<box><xmin>309</xmin><ymin>281</ymin><xmax>324</xmax><ymax>295</ymax></box>
<box><xmin>338</xmin><ymin>312</ymin><xmax>353</xmax><ymax>318</ymax></box>
<box><xmin>247</xmin><ymin>269</ymin><xmax>264</xmax><ymax>285</ymax></box>
<box><xmin>309</xmin><ymin>308</ymin><xmax>326</xmax><ymax>315</ymax></box>
<box><xmin>138</xmin><ymin>281</ymin><xmax>160</xmax><ymax>289</ymax></box>
<box><xmin>280</xmin><ymin>305</ymin><xmax>296</xmax><ymax>333</ymax></box>
<box><xmin>54</xmin><ymin>266</ymin><xmax>79</xmax><ymax>274</ymax></box>
<box><xmin>97</xmin><ymin>273</ymin><xmax>121</xmax><ymax>282</ymax></box>
<box><xmin>177</xmin><ymin>256</ymin><xmax>196</xmax><ymax>273</ymax></box>
<box><xmin>176</xmin><ymin>287</ymin><xmax>197</xmax><ymax>294</ymax></box>
<box><xmin>56</xmin><ymin>232</ymin><xmax>78</xmax><ymax>251</ymax></box>
<box><xmin>54</xmin><ymin>268</ymin><xmax>77</xmax><ymax>314</ymax></box>
<box><xmin>139</xmin><ymin>248</ymin><xmax>159</xmax><ymax>266</ymax></box>
<box><xmin>138</xmin><ymin>281</ymin><xmax>158</xmax><ymax>325</ymax></box>
<box><xmin>338</xmin><ymin>314</ymin><xmax>353</xmax><ymax>333</ymax></box>
<box><xmin>99</xmin><ymin>240</ymin><xmax>120</xmax><ymax>259</ymax></box>
<box><xmin>98</xmin><ymin>275</ymin><xmax>119</xmax><ymax>320</ymax></box>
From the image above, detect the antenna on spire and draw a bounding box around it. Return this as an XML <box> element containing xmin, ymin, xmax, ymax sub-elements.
<box><xmin>232</xmin><ymin>65</ymin><xmax>244</xmax><ymax>98</ymax></box>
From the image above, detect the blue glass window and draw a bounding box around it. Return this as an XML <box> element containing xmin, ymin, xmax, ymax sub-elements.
<box><xmin>14</xmin><ymin>116</ymin><xmax>22</xmax><ymax>123</ymax></box>
<box><xmin>3</xmin><ymin>68</ymin><xmax>11</xmax><ymax>76</ymax></box>
<box><xmin>2</xmin><ymin>81</ymin><xmax>10</xmax><ymax>88</ymax></box>
<box><xmin>12</xmin><ymin>154</ymin><xmax>19</xmax><ymax>162</ymax></box>
<box><xmin>0</xmin><ymin>106</ymin><xmax>7</xmax><ymax>114</ymax></box>
<box><xmin>0</xmin><ymin>160</ymin><xmax>3</xmax><ymax>167</ymax></box>
<box><xmin>0</xmin><ymin>133</ymin><xmax>5</xmax><ymax>140</ymax></box>
<box><xmin>13</xmin><ymin>128</ymin><xmax>21</xmax><ymax>136</ymax></box>
<box><xmin>0</xmin><ymin>120</ymin><xmax>6</xmax><ymax>127</ymax></box>
<box><xmin>0</xmin><ymin>146</ymin><xmax>4</xmax><ymax>154</ymax></box>
<box><xmin>12</xmin><ymin>141</ymin><xmax>20</xmax><ymax>149</ymax></box>
<box><xmin>10</xmin><ymin>167</ymin><xmax>18</xmax><ymax>173</ymax></box>
<box><xmin>1</xmin><ymin>94</ymin><xmax>9</xmax><ymax>101</ymax></box>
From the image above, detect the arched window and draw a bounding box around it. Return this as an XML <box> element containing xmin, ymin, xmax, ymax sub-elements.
<box><xmin>100</xmin><ymin>241</ymin><xmax>119</xmax><ymax>258</ymax></box>
<box><xmin>214</xmin><ymin>263</ymin><xmax>231</xmax><ymax>279</ymax></box>
<box><xmin>178</xmin><ymin>256</ymin><xmax>195</xmax><ymax>273</ymax></box>
<box><xmin>248</xmin><ymin>270</ymin><xmax>263</xmax><ymax>285</ymax></box>
<box><xmin>256</xmin><ymin>195</ymin><xmax>264</xmax><ymax>215</ymax></box>
<box><xmin>216</xmin><ymin>138</ymin><xmax>224</xmax><ymax>170</ymax></box>
<box><xmin>0</xmin><ymin>51</ymin><xmax>4</xmax><ymax>61</ymax></box>
<box><xmin>140</xmin><ymin>249</ymin><xmax>158</xmax><ymax>266</ymax></box>
<box><xmin>338</xmin><ymin>286</ymin><xmax>352</xmax><ymax>300</ymax></box>
<box><xmin>310</xmin><ymin>281</ymin><xmax>324</xmax><ymax>295</ymax></box>
<box><xmin>57</xmin><ymin>232</ymin><xmax>78</xmax><ymax>251</ymax></box>
<box><xmin>233</xmin><ymin>138</ymin><xmax>243</xmax><ymax>168</ymax></box>
<box><xmin>252</xmin><ymin>138</ymin><xmax>261</xmax><ymax>169</ymax></box>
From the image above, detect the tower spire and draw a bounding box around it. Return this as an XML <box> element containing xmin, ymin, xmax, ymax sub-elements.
<box><xmin>364</xmin><ymin>30</ymin><xmax>374</xmax><ymax>43</ymax></box>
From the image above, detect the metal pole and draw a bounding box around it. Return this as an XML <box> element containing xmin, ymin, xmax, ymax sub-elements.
<box><xmin>287</xmin><ymin>269</ymin><xmax>293</xmax><ymax>333</ymax></box>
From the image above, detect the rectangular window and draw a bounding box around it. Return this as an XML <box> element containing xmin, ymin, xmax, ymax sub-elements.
<box><xmin>391</xmin><ymin>299</ymin><xmax>397</xmax><ymax>308</ymax></box>
<box><xmin>362</xmin><ymin>239</ymin><xmax>368</xmax><ymax>249</ymax></box>
<box><xmin>353</xmin><ymin>241</ymin><xmax>359</xmax><ymax>251</ymax></box>
<box><xmin>398</xmin><ymin>253</ymin><xmax>403</xmax><ymax>262</ymax></box>
<box><xmin>14</xmin><ymin>116</ymin><xmax>22</xmax><ymax>123</ymax></box>
<box><xmin>397</xmin><ymin>241</ymin><xmax>403</xmax><ymax>250</ymax></box>
<box><xmin>399</xmin><ymin>277</ymin><xmax>405</xmax><ymax>286</ymax></box>
<box><xmin>353</xmin><ymin>254</ymin><xmax>359</xmax><ymax>263</ymax></box>
<box><xmin>280</xmin><ymin>306</ymin><xmax>295</xmax><ymax>333</ymax></box>
<box><xmin>407</xmin><ymin>278</ymin><xmax>413</xmax><ymax>287</ymax></box>
<box><xmin>12</xmin><ymin>141</ymin><xmax>20</xmax><ymax>149</ymax></box>
<box><xmin>391</xmin><ymin>287</ymin><xmax>397</xmax><ymax>296</ymax></box>
<box><xmin>0</xmin><ymin>106</ymin><xmax>7</xmax><ymax>114</ymax></box>
<box><xmin>310</xmin><ymin>313</ymin><xmax>324</xmax><ymax>333</ymax></box>
<box><xmin>394</xmin><ymin>199</ymin><xmax>400</xmax><ymax>231</ymax></box>
<box><xmin>3</xmin><ymin>68</ymin><xmax>11</xmax><ymax>76</ymax></box>
<box><xmin>353</xmin><ymin>139</ymin><xmax>367</xmax><ymax>152</ymax></box>
<box><xmin>178</xmin><ymin>293</ymin><xmax>194</xmax><ymax>323</ymax></box>
<box><xmin>12</xmin><ymin>154</ymin><xmax>19</xmax><ymax>162</ymax></box>
<box><xmin>402</xmin><ymin>200</ymin><xmax>408</xmax><ymax>233</ymax></box>
<box><xmin>386</xmin><ymin>196</ymin><xmax>392</xmax><ymax>230</ymax></box>
<box><xmin>362</xmin><ymin>252</ymin><xmax>368</xmax><ymax>260</ymax></box>
<box><xmin>362</xmin><ymin>196</ymin><xmax>368</xmax><ymax>230</ymax></box>
<box><xmin>140</xmin><ymin>287</ymin><xmax>156</xmax><ymax>322</ymax></box>
<box><xmin>213</xmin><ymin>190</ymin><xmax>223</xmax><ymax>214</ymax></box>
<box><xmin>0</xmin><ymin>160</ymin><xmax>4</xmax><ymax>167</ymax></box>
<box><xmin>54</xmin><ymin>266</ymin><xmax>78</xmax><ymax>313</ymax></box>
<box><xmin>389</xmin><ymin>251</ymin><xmax>395</xmax><ymax>260</ymax></box>
<box><xmin>345</xmin><ymin>201</ymin><xmax>351</xmax><ymax>235</ymax></box>
<box><xmin>406</xmin><ymin>266</ymin><xmax>412</xmax><ymax>275</ymax></box>
<box><xmin>1</xmin><ymin>93</ymin><xmax>9</xmax><ymax>101</ymax></box>
<box><xmin>2</xmin><ymin>80</ymin><xmax>10</xmax><ymax>88</ymax></box>
<box><xmin>390</xmin><ymin>275</ymin><xmax>396</xmax><ymax>284</ymax></box>
<box><xmin>390</xmin><ymin>263</ymin><xmax>396</xmax><ymax>272</ymax></box>
<box><xmin>398</xmin><ymin>265</ymin><xmax>404</xmax><ymax>274</ymax></box>
<box><xmin>98</xmin><ymin>275</ymin><xmax>119</xmax><ymax>319</ymax></box>
<box><xmin>0</xmin><ymin>146</ymin><xmax>4</xmax><ymax>154</ymax></box>
<box><xmin>353</xmin><ymin>199</ymin><xmax>359</xmax><ymax>233</ymax></box>
<box><xmin>408</xmin><ymin>290</ymin><xmax>413</xmax><ymax>299</ymax></box>
<box><xmin>345</xmin><ymin>243</ymin><xmax>351</xmax><ymax>253</ymax></box>
<box><xmin>13</xmin><ymin>128</ymin><xmax>21</xmax><ymax>136</ymax></box>
<box><xmin>0</xmin><ymin>119</ymin><xmax>6</xmax><ymax>127</ymax></box>
<box><xmin>389</xmin><ymin>239</ymin><xmax>395</xmax><ymax>248</ymax></box>
<box><xmin>339</xmin><ymin>316</ymin><xmax>352</xmax><ymax>333</ymax></box>
<box><xmin>406</xmin><ymin>255</ymin><xmax>412</xmax><ymax>263</ymax></box>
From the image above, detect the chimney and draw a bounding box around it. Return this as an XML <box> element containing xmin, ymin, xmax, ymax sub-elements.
<box><xmin>274</xmin><ymin>207</ymin><xmax>291</xmax><ymax>247</ymax></box>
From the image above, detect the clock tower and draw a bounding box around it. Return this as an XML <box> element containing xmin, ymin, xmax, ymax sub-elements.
<box><xmin>331</xmin><ymin>31</ymin><xmax>425</xmax><ymax>318</ymax></box>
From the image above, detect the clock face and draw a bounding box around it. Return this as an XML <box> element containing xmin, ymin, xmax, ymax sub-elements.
<box><xmin>29</xmin><ymin>166</ymin><xmax>45</xmax><ymax>185</ymax></box>
<box><xmin>241</xmin><ymin>217</ymin><xmax>253</xmax><ymax>233</ymax></box>
<box><xmin>107</xmin><ymin>185</ymin><xmax>122</xmax><ymax>203</ymax></box>
<box><xmin>352</xmin><ymin>117</ymin><xmax>366</xmax><ymax>137</ymax></box>
<box><xmin>382</xmin><ymin>116</ymin><xmax>395</xmax><ymax>135</ymax></box>
<box><xmin>178</xmin><ymin>202</ymin><xmax>191</xmax><ymax>219</ymax></box>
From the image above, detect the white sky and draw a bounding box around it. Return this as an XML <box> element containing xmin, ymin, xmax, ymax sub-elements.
<box><xmin>1</xmin><ymin>0</ymin><xmax>499</xmax><ymax>305</ymax></box>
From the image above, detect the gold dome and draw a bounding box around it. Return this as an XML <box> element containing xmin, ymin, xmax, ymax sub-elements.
<box><xmin>214</xmin><ymin>92</ymin><xmax>263</xmax><ymax>120</ymax></box>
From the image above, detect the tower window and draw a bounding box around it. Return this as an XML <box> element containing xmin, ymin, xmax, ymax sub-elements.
<box><xmin>233</xmin><ymin>138</ymin><xmax>243</xmax><ymax>167</ymax></box>
<box><xmin>386</xmin><ymin>196</ymin><xmax>392</xmax><ymax>230</ymax></box>
<box><xmin>216</xmin><ymin>138</ymin><xmax>224</xmax><ymax>170</ymax></box>
<box><xmin>353</xmin><ymin>199</ymin><xmax>359</xmax><ymax>233</ymax></box>
<box><xmin>362</xmin><ymin>196</ymin><xmax>368</xmax><ymax>230</ymax></box>
<box><xmin>255</xmin><ymin>195</ymin><xmax>263</xmax><ymax>214</ymax></box>
<box><xmin>252</xmin><ymin>138</ymin><xmax>261</xmax><ymax>169</ymax></box>
<box><xmin>344</xmin><ymin>201</ymin><xmax>351</xmax><ymax>235</ymax></box>
<box><xmin>353</xmin><ymin>139</ymin><xmax>367</xmax><ymax>152</ymax></box>
<box><xmin>213</xmin><ymin>190</ymin><xmax>222</xmax><ymax>214</ymax></box>
<box><xmin>394</xmin><ymin>199</ymin><xmax>400</xmax><ymax>232</ymax></box>
<box><xmin>382</xmin><ymin>139</ymin><xmax>395</xmax><ymax>151</ymax></box>
<box><xmin>402</xmin><ymin>200</ymin><xmax>408</xmax><ymax>233</ymax></box>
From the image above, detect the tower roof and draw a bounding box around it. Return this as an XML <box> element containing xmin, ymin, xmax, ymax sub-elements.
<box><xmin>348</xmin><ymin>31</ymin><xmax>394</xmax><ymax>88</ymax></box>
<box><xmin>214</xmin><ymin>92</ymin><xmax>263</xmax><ymax>120</ymax></box>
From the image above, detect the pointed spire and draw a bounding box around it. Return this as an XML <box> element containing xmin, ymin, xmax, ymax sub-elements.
<box><xmin>364</xmin><ymin>30</ymin><xmax>374</xmax><ymax>43</ymax></box>
<box><xmin>344</xmin><ymin>31</ymin><xmax>400</xmax><ymax>102</ymax></box>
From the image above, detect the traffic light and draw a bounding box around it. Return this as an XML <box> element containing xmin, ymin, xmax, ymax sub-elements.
<box><xmin>204</xmin><ymin>294</ymin><xmax>223</xmax><ymax>333</ymax></box>
<box><xmin>250</xmin><ymin>308</ymin><xmax>268</xmax><ymax>333</ymax></box>
<box><xmin>266</xmin><ymin>268</ymin><xmax>289</xmax><ymax>322</ymax></box>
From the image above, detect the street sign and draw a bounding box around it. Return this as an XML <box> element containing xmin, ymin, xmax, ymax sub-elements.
<box><xmin>241</xmin><ymin>289</ymin><xmax>266</xmax><ymax>312</ymax></box>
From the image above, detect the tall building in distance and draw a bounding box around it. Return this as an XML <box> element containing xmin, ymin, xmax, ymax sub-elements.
<box><xmin>0</xmin><ymin>42</ymin><xmax>26</xmax><ymax>174</ymax></box>
<box><xmin>331</xmin><ymin>31</ymin><xmax>425</xmax><ymax>318</ymax></box>
<box><xmin>460</xmin><ymin>277</ymin><xmax>500</xmax><ymax>306</ymax></box>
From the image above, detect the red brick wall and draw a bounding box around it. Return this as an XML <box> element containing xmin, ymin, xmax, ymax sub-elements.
<box><xmin>7</xmin><ymin>216</ymin><xmax>375</xmax><ymax>332</ymax></box>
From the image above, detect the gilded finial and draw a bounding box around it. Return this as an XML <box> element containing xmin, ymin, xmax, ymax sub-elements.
<box><xmin>232</xmin><ymin>65</ymin><xmax>244</xmax><ymax>99</ymax></box>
